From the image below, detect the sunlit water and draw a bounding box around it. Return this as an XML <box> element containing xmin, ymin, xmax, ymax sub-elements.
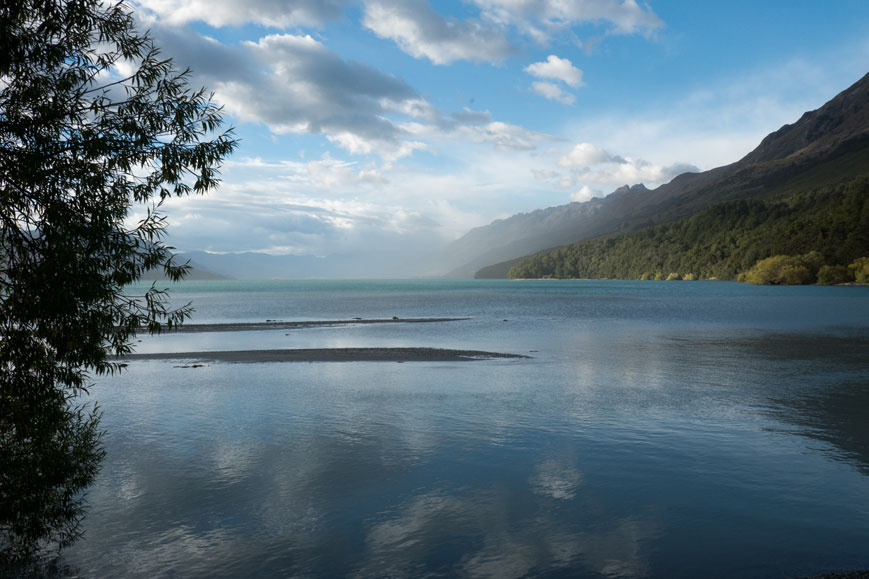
<box><xmin>58</xmin><ymin>280</ymin><xmax>869</xmax><ymax>578</ymax></box>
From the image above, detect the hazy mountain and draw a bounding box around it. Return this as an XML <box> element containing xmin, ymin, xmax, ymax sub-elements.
<box><xmin>434</xmin><ymin>72</ymin><xmax>869</xmax><ymax>279</ymax></box>
<box><xmin>138</xmin><ymin>256</ymin><xmax>228</xmax><ymax>280</ymax></box>
<box><xmin>170</xmin><ymin>251</ymin><xmax>383</xmax><ymax>280</ymax></box>
<box><xmin>414</xmin><ymin>184</ymin><xmax>650</xmax><ymax>278</ymax></box>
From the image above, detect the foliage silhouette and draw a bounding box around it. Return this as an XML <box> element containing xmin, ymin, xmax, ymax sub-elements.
<box><xmin>1</xmin><ymin>0</ymin><xmax>235</xmax><ymax>562</ymax></box>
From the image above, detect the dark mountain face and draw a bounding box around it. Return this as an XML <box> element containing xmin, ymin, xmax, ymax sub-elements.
<box><xmin>740</xmin><ymin>72</ymin><xmax>869</xmax><ymax>165</ymax></box>
<box><xmin>464</xmin><ymin>73</ymin><xmax>869</xmax><ymax>279</ymax></box>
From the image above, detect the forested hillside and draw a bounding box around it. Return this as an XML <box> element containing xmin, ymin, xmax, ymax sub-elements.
<box><xmin>507</xmin><ymin>175</ymin><xmax>869</xmax><ymax>281</ymax></box>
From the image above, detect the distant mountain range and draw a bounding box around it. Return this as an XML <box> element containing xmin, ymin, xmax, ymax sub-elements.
<box><xmin>452</xmin><ymin>72</ymin><xmax>869</xmax><ymax>278</ymax></box>
<box><xmin>141</xmin><ymin>251</ymin><xmax>386</xmax><ymax>281</ymax></box>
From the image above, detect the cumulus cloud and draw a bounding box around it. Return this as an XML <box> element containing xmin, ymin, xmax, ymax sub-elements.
<box><xmin>559</xmin><ymin>142</ymin><xmax>623</xmax><ymax>166</ymax></box>
<box><xmin>526</xmin><ymin>55</ymin><xmax>583</xmax><ymax>87</ymax></box>
<box><xmin>133</xmin><ymin>0</ymin><xmax>351</xmax><ymax>28</ymax></box>
<box><xmin>148</xmin><ymin>28</ymin><xmax>432</xmax><ymax>158</ymax></box>
<box><xmin>531</xmin><ymin>81</ymin><xmax>575</xmax><ymax>105</ymax></box>
<box><xmin>362</xmin><ymin>0</ymin><xmax>514</xmax><ymax>65</ymax></box>
<box><xmin>569</xmin><ymin>159</ymin><xmax>697</xmax><ymax>189</ymax></box>
<box><xmin>146</xmin><ymin>24</ymin><xmax>555</xmax><ymax>161</ymax></box>
<box><xmin>553</xmin><ymin>142</ymin><xmax>698</xmax><ymax>191</ymax></box>
<box><xmin>570</xmin><ymin>185</ymin><xmax>601</xmax><ymax>202</ymax></box>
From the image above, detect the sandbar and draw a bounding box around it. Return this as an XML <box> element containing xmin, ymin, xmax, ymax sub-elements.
<box><xmin>124</xmin><ymin>347</ymin><xmax>529</xmax><ymax>363</ymax></box>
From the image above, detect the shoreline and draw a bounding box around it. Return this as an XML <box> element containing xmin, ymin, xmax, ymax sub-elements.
<box><xmin>122</xmin><ymin>347</ymin><xmax>530</xmax><ymax>363</ymax></box>
<box><xmin>171</xmin><ymin>317</ymin><xmax>470</xmax><ymax>333</ymax></box>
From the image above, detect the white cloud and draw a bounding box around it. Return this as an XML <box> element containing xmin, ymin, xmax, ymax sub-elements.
<box><xmin>149</xmin><ymin>28</ymin><xmax>433</xmax><ymax>158</ymax></box>
<box><xmin>362</xmin><ymin>0</ymin><xmax>513</xmax><ymax>65</ymax></box>
<box><xmin>525</xmin><ymin>55</ymin><xmax>584</xmax><ymax>87</ymax></box>
<box><xmin>554</xmin><ymin>142</ymin><xmax>698</xmax><ymax>190</ymax></box>
<box><xmin>570</xmin><ymin>185</ymin><xmax>601</xmax><ymax>202</ymax></box>
<box><xmin>148</xmin><ymin>24</ymin><xmax>557</xmax><ymax>162</ymax></box>
<box><xmin>531</xmin><ymin>81</ymin><xmax>575</xmax><ymax>105</ymax></box>
<box><xmin>558</xmin><ymin>142</ymin><xmax>622</xmax><ymax>166</ymax></box>
<box><xmin>133</xmin><ymin>0</ymin><xmax>350</xmax><ymax>28</ymax></box>
<box><xmin>565</xmin><ymin>158</ymin><xmax>697</xmax><ymax>189</ymax></box>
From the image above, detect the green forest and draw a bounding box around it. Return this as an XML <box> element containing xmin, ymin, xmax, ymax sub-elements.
<box><xmin>508</xmin><ymin>175</ymin><xmax>869</xmax><ymax>283</ymax></box>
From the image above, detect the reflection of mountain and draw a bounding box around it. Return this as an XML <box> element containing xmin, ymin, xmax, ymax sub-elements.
<box><xmin>441</xmin><ymin>73</ymin><xmax>869</xmax><ymax>279</ymax></box>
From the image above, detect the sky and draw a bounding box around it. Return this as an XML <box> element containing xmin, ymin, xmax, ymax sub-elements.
<box><xmin>128</xmin><ymin>0</ymin><xmax>869</xmax><ymax>265</ymax></box>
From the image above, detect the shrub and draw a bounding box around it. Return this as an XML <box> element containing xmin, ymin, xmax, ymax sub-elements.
<box><xmin>740</xmin><ymin>253</ymin><xmax>822</xmax><ymax>285</ymax></box>
<box><xmin>849</xmin><ymin>257</ymin><xmax>869</xmax><ymax>283</ymax></box>
<box><xmin>778</xmin><ymin>265</ymin><xmax>813</xmax><ymax>285</ymax></box>
<box><xmin>817</xmin><ymin>265</ymin><xmax>854</xmax><ymax>285</ymax></box>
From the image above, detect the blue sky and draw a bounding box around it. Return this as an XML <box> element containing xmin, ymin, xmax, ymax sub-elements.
<box><xmin>129</xmin><ymin>0</ymin><xmax>869</xmax><ymax>265</ymax></box>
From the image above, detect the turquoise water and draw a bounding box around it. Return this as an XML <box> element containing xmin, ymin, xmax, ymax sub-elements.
<box><xmin>62</xmin><ymin>280</ymin><xmax>869</xmax><ymax>577</ymax></box>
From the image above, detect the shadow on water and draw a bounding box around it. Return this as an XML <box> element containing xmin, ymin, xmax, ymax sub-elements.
<box><xmin>749</xmin><ymin>334</ymin><xmax>869</xmax><ymax>476</ymax></box>
<box><xmin>669</xmin><ymin>330</ymin><xmax>869</xmax><ymax>475</ymax></box>
<box><xmin>772</xmin><ymin>377</ymin><xmax>869</xmax><ymax>475</ymax></box>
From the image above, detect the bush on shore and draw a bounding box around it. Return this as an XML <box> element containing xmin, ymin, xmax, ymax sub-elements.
<box><xmin>817</xmin><ymin>265</ymin><xmax>853</xmax><ymax>285</ymax></box>
<box><xmin>739</xmin><ymin>253</ymin><xmax>869</xmax><ymax>285</ymax></box>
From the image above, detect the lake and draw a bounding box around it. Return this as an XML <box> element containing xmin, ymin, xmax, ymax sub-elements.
<box><xmin>60</xmin><ymin>279</ymin><xmax>869</xmax><ymax>578</ymax></box>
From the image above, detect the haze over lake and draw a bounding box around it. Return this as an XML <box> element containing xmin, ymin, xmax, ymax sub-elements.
<box><xmin>61</xmin><ymin>280</ymin><xmax>869</xmax><ymax>578</ymax></box>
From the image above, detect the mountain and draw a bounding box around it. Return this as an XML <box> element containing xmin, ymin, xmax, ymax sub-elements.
<box><xmin>456</xmin><ymin>72</ymin><xmax>869</xmax><ymax>279</ymax></box>
<box><xmin>419</xmin><ymin>184</ymin><xmax>650</xmax><ymax>278</ymax></box>
<box><xmin>171</xmin><ymin>251</ymin><xmax>382</xmax><ymax>280</ymax></box>
<box><xmin>138</xmin><ymin>256</ymin><xmax>228</xmax><ymax>280</ymax></box>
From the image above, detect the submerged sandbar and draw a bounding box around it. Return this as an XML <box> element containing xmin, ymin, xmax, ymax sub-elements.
<box><xmin>124</xmin><ymin>347</ymin><xmax>529</xmax><ymax>363</ymax></box>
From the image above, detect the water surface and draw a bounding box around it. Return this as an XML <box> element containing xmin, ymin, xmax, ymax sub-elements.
<box><xmin>62</xmin><ymin>280</ymin><xmax>869</xmax><ymax>578</ymax></box>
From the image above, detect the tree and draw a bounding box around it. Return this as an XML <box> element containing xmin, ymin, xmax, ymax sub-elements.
<box><xmin>850</xmin><ymin>257</ymin><xmax>869</xmax><ymax>283</ymax></box>
<box><xmin>739</xmin><ymin>252</ymin><xmax>821</xmax><ymax>285</ymax></box>
<box><xmin>1</xmin><ymin>0</ymin><xmax>235</xmax><ymax>562</ymax></box>
<box><xmin>817</xmin><ymin>264</ymin><xmax>853</xmax><ymax>285</ymax></box>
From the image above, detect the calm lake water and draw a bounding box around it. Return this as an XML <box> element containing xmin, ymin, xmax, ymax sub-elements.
<box><xmin>59</xmin><ymin>280</ymin><xmax>869</xmax><ymax>578</ymax></box>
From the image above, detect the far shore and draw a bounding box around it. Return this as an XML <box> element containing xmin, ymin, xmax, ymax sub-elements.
<box><xmin>122</xmin><ymin>347</ymin><xmax>530</xmax><ymax>364</ymax></box>
<box><xmin>172</xmin><ymin>317</ymin><xmax>470</xmax><ymax>333</ymax></box>
<box><xmin>508</xmin><ymin>278</ymin><xmax>869</xmax><ymax>286</ymax></box>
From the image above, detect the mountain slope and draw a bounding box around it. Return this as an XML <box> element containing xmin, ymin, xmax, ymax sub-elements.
<box><xmin>505</xmin><ymin>175</ymin><xmax>869</xmax><ymax>281</ymax></box>
<box><xmin>423</xmin><ymin>184</ymin><xmax>647</xmax><ymax>278</ymax></box>
<box><xmin>172</xmin><ymin>251</ymin><xmax>367</xmax><ymax>280</ymax></box>
<box><xmin>471</xmin><ymin>72</ymin><xmax>869</xmax><ymax>279</ymax></box>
